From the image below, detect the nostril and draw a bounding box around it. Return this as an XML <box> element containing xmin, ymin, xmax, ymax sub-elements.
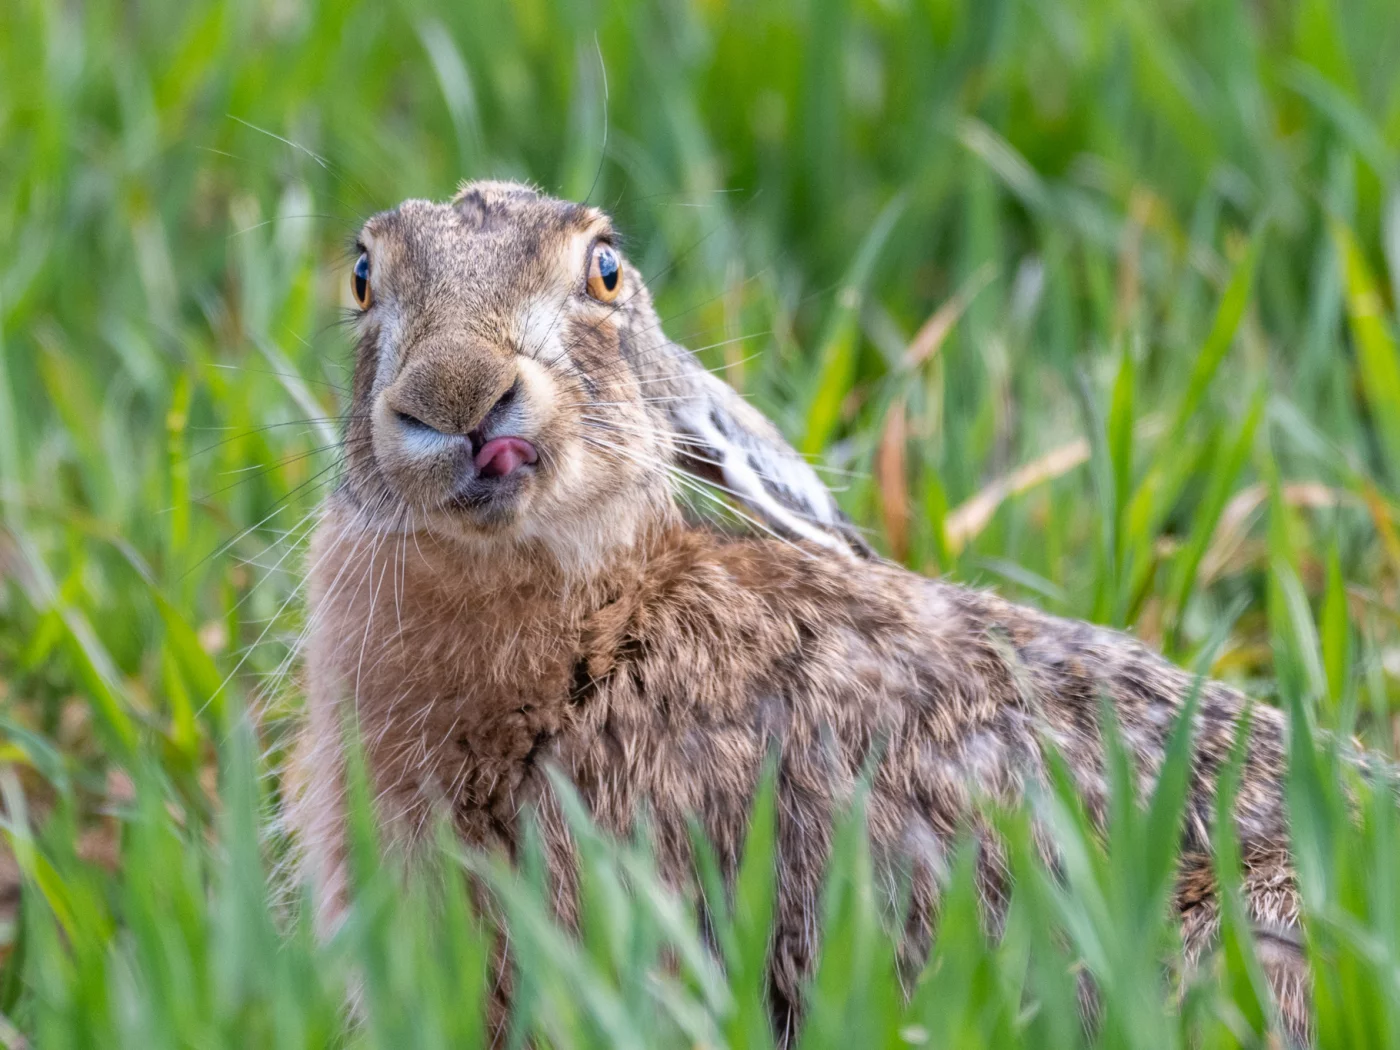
<box><xmin>394</xmin><ymin>409</ymin><xmax>439</xmax><ymax>435</ymax></box>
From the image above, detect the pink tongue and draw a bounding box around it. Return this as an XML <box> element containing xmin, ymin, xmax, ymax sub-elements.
<box><xmin>475</xmin><ymin>436</ymin><xmax>538</xmax><ymax>478</ymax></box>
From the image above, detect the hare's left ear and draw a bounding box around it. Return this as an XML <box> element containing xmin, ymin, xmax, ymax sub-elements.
<box><xmin>645</xmin><ymin>340</ymin><xmax>873</xmax><ymax>558</ymax></box>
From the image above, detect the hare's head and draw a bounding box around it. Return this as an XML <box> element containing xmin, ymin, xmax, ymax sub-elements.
<box><xmin>343</xmin><ymin>181</ymin><xmax>679</xmax><ymax>558</ymax></box>
<box><xmin>342</xmin><ymin>180</ymin><xmax>870</xmax><ymax>564</ymax></box>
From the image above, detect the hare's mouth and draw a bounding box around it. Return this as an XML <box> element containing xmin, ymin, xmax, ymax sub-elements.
<box><xmin>442</xmin><ymin>432</ymin><xmax>540</xmax><ymax>521</ymax></box>
<box><xmin>473</xmin><ymin>436</ymin><xmax>538</xmax><ymax>478</ymax></box>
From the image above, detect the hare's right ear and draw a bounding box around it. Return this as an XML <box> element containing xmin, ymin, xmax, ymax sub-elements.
<box><xmin>645</xmin><ymin>341</ymin><xmax>873</xmax><ymax>558</ymax></box>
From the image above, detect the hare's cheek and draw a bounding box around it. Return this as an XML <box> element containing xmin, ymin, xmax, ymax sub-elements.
<box><xmin>545</xmin><ymin>443</ymin><xmax>591</xmax><ymax>508</ymax></box>
<box><xmin>513</xmin><ymin>357</ymin><xmax>557</xmax><ymax>429</ymax></box>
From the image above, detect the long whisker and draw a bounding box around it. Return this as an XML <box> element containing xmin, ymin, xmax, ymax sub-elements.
<box><xmin>210</xmin><ymin>362</ymin><xmax>351</xmax><ymax>394</ymax></box>
<box><xmin>576</xmin><ymin>415</ymin><xmax>855</xmax><ymax>497</ymax></box>
<box><xmin>178</xmin><ymin>455</ymin><xmax>349</xmax><ymax>580</ymax></box>
<box><xmin>577</xmin><ymin>431</ymin><xmax>814</xmax><ymax>557</ymax></box>
<box><xmin>183</xmin><ymin>416</ymin><xmax>364</xmax><ymax>463</ymax></box>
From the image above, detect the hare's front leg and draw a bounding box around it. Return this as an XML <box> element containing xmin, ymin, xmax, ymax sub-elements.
<box><xmin>1179</xmin><ymin>850</ymin><xmax>1308</xmax><ymax>1044</ymax></box>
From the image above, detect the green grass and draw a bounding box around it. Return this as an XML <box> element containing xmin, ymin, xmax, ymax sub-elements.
<box><xmin>2</xmin><ymin>0</ymin><xmax>1400</xmax><ymax>1044</ymax></box>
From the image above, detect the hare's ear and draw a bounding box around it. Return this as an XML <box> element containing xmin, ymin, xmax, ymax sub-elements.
<box><xmin>652</xmin><ymin>342</ymin><xmax>872</xmax><ymax>558</ymax></box>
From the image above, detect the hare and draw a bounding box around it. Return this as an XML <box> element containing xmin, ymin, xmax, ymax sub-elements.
<box><xmin>288</xmin><ymin>181</ymin><xmax>1308</xmax><ymax>1041</ymax></box>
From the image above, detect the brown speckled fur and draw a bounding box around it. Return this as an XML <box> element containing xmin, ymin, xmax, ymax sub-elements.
<box><xmin>289</xmin><ymin>181</ymin><xmax>1308</xmax><ymax>1042</ymax></box>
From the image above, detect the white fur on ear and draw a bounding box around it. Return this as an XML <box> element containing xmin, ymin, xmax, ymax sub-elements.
<box><xmin>646</xmin><ymin>340</ymin><xmax>872</xmax><ymax>558</ymax></box>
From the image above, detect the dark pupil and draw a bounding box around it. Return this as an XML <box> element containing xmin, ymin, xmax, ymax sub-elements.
<box><xmin>598</xmin><ymin>249</ymin><xmax>618</xmax><ymax>291</ymax></box>
<box><xmin>353</xmin><ymin>254</ymin><xmax>370</xmax><ymax>301</ymax></box>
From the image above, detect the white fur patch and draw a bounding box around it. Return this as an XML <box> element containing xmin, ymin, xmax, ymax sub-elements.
<box><xmin>672</xmin><ymin>390</ymin><xmax>855</xmax><ymax>555</ymax></box>
<box><xmin>516</xmin><ymin>294</ymin><xmax>572</xmax><ymax>368</ymax></box>
<box><xmin>396</xmin><ymin>420</ymin><xmax>457</xmax><ymax>460</ymax></box>
<box><xmin>368</xmin><ymin>305</ymin><xmax>405</xmax><ymax>398</ymax></box>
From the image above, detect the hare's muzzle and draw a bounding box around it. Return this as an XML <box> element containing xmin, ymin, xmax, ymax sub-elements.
<box><xmin>373</xmin><ymin>368</ymin><xmax>544</xmax><ymax>527</ymax></box>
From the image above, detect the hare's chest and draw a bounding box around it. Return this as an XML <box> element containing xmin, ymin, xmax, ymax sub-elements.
<box><xmin>367</xmin><ymin>622</ymin><xmax>575</xmax><ymax>761</ymax></box>
<box><xmin>328</xmin><ymin>593</ymin><xmax>579</xmax><ymax>824</ymax></box>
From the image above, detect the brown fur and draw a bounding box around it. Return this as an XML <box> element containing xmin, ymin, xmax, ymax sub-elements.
<box><xmin>289</xmin><ymin>181</ymin><xmax>1308</xmax><ymax>1042</ymax></box>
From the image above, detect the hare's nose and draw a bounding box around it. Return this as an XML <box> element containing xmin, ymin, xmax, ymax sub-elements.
<box><xmin>388</xmin><ymin>344</ymin><xmax>516</xmax><ymax>437</ymax></box>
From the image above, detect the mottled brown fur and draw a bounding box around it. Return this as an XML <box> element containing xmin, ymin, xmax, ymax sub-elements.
<box><xmin>289</xmin><ymin>182</ymin><xmax>1308</xmax><ymax>1042</ymax></box>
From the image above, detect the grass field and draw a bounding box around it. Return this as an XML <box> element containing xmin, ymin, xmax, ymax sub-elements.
<box><xmin>3</xmin><ymin>0</ymin><xmax>1400</xmax><ymax>1044</ymax></box>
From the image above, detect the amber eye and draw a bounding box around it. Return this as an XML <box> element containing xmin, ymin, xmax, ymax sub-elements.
<box><xmin>586</xmin><ymin>243</ymin><xmax>622</xmax><ymax>303</ymax></box>
<box><xmin>351</xmin><ymin>251</ymin><xmax>373</xmax><ymax>309</ymax></box>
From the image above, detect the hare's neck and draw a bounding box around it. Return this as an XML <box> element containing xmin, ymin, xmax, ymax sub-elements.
<box><xmin>303</xmin><ymin>496</ymin><xmax>664</xmax><ymax>718</ymax></box>
<box><xmin>307</xmin><ymin>507</ymin><xmax>635</xmax><ymax>641</ymax></box>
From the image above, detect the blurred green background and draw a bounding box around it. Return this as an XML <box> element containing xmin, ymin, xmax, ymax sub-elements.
<box><xmin>2</xmin><ymin>0</ymin><xmax>1400</xmax><ymax>1041</ymax></box>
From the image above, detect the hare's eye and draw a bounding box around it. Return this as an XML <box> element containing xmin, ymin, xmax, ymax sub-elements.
<box><xmin>586</xmin><ymin>243</ymin><xmax>622</xmax><ymax>303</ymax></box>
<box><xmin>352</xmin><ymin>252</ymin><xmax>373</xmax><ymax>310</ymax></box>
